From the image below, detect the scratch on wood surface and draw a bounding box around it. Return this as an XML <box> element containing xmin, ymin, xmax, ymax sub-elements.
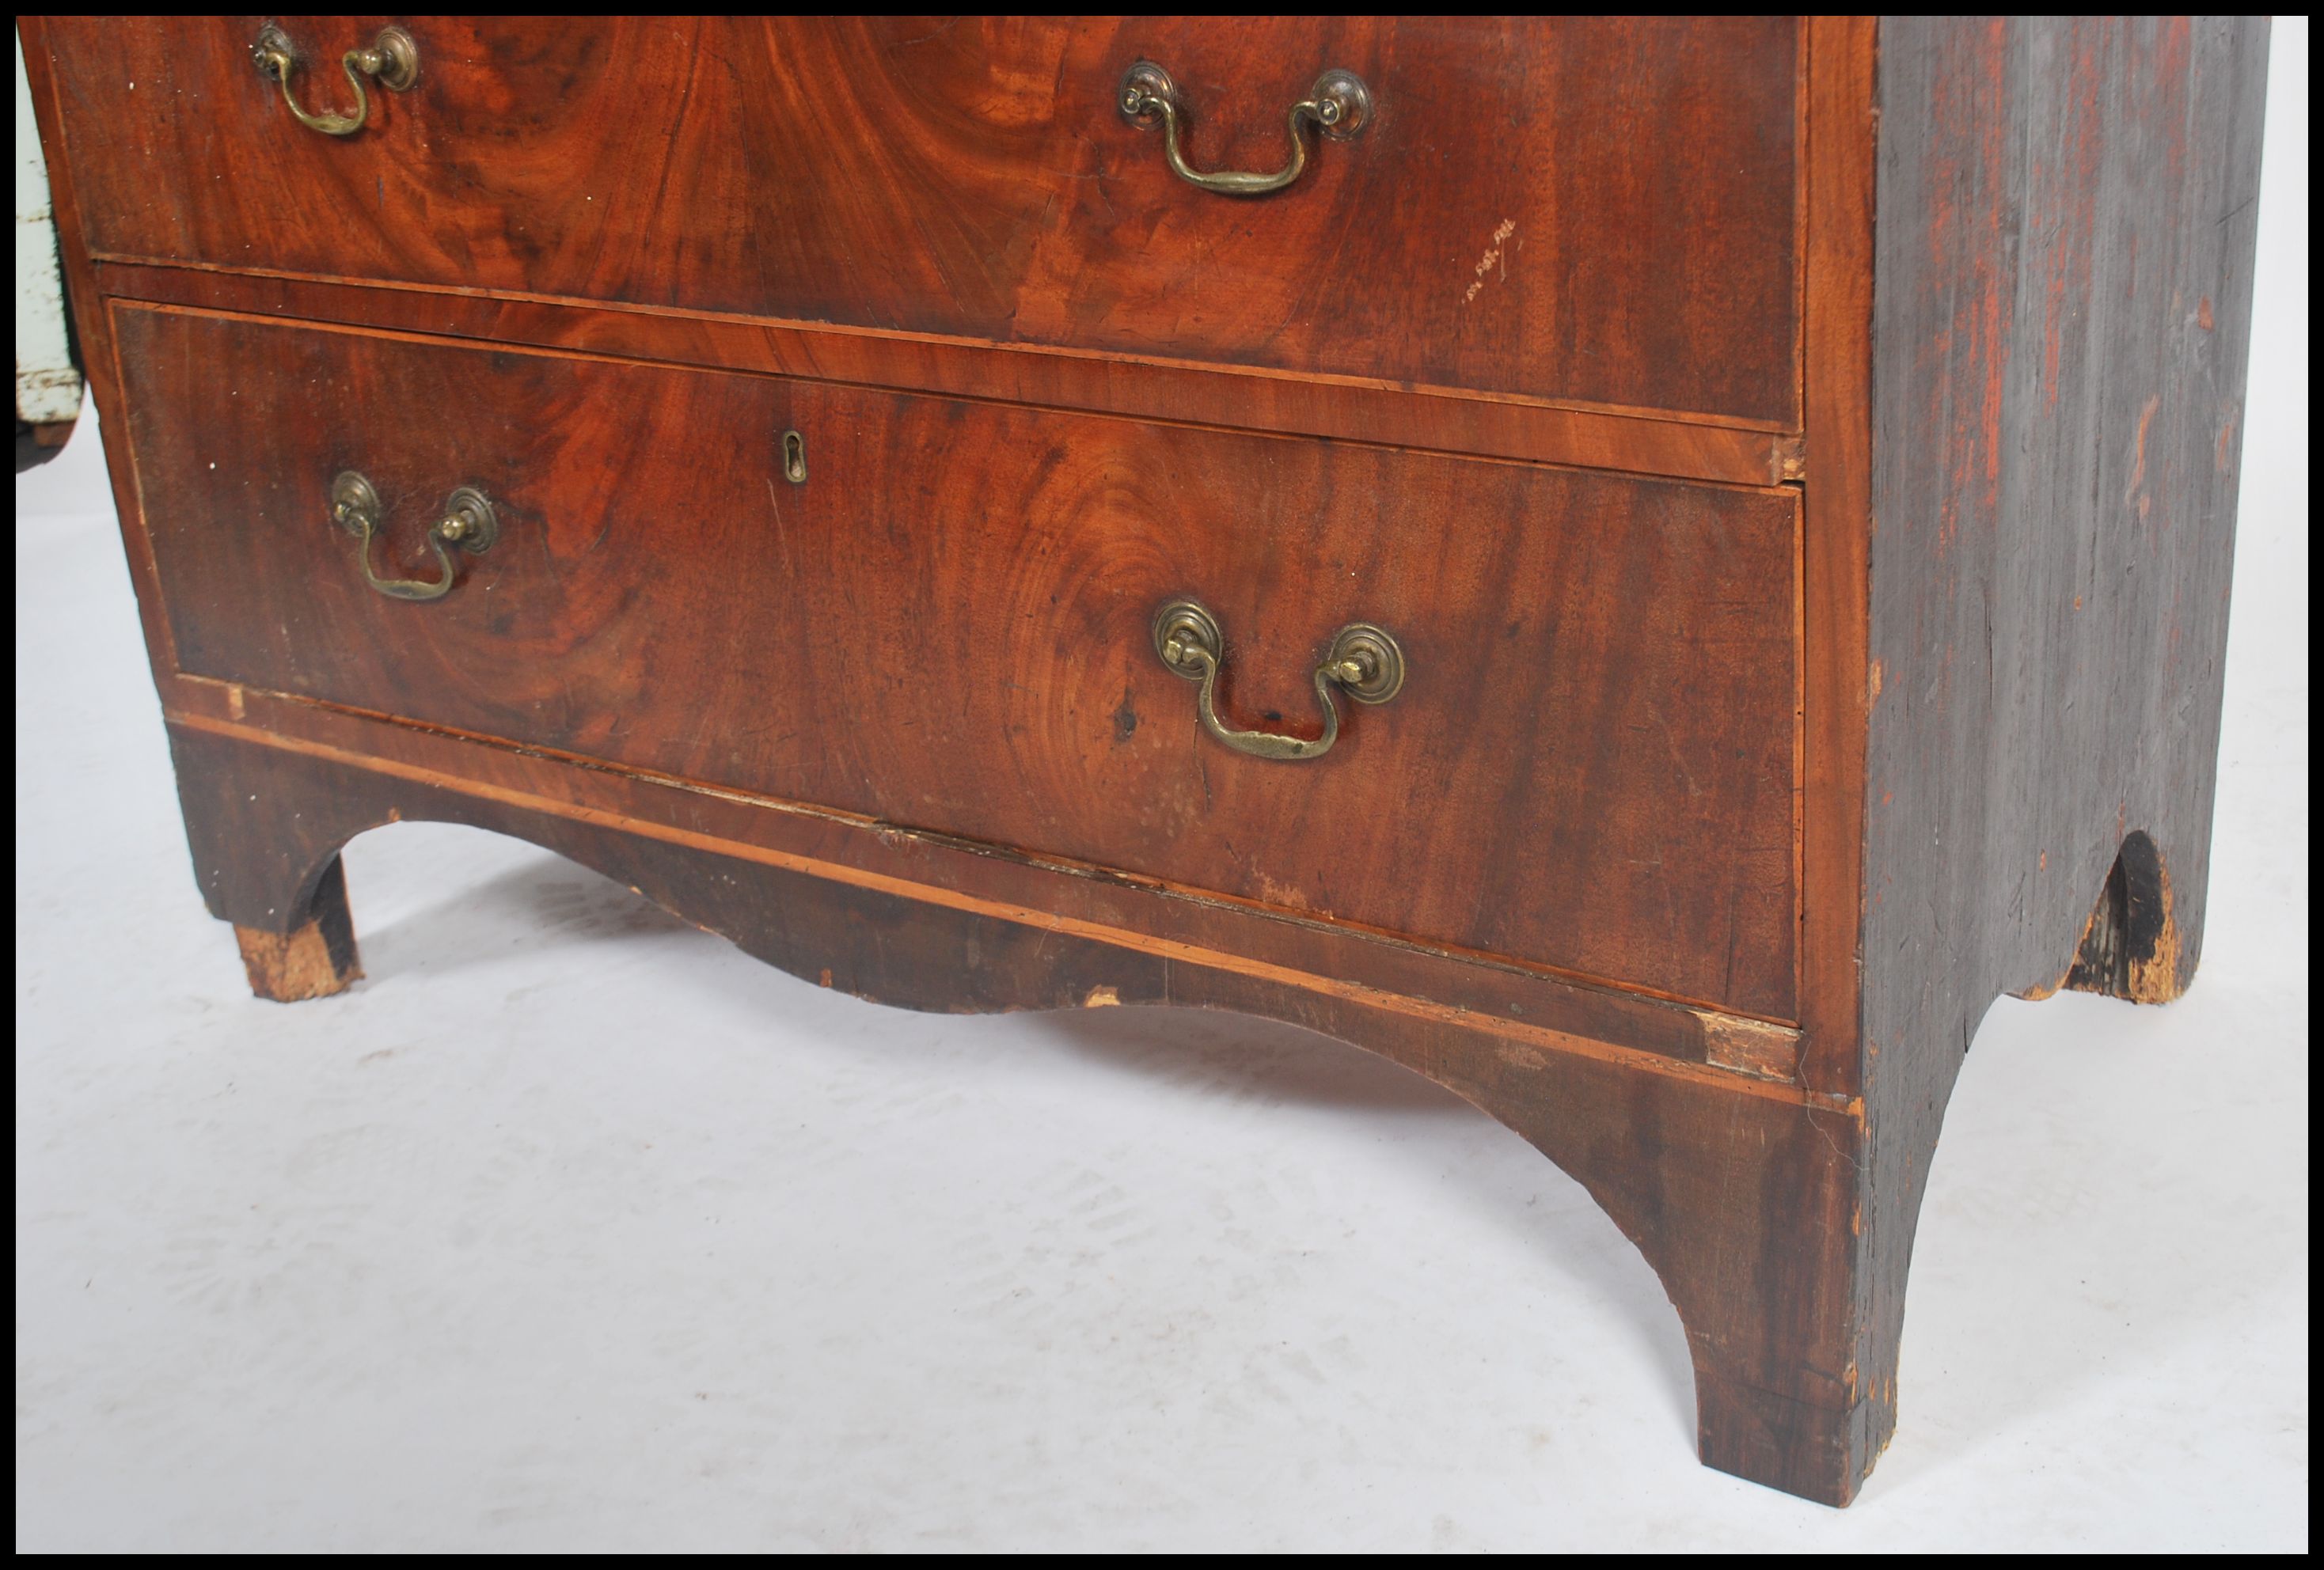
<box><xmin>765</xmin><ymin>476</ymin><xmax>791</xmax><ymax>563</ymax></box>
<box><xmin>893</xmin><ymin>17</ymin><xmax>963</xmax><ymax>47</ymax></box>
<box><xmin>1460</xmin><ymin>218</ymin><xmax>1518</xmax><ymax>305</ymax></box>
<box><xmin>2125</xmin><ymin>392</ymin><xmax>2161</xmax><ymax>506</ymax></box>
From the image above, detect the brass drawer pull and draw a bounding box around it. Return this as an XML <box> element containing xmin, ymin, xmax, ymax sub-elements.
<box><xmin>1118</xmin><ymin>62</ymin><xmax>1372</xmax><ymax>197</ymax></box>
<box><xmin>1152</xmin><ymin>599</ymin><xmax>1404</xmax><ymax>761</ymax></box>
<box><xmin>251</xmin><ymin>23</ymin><xmax>418</xmax><ymax>137</ymax></box>
<box><xmin>331</xmin><ymin>472</ymin><xmax>498</xmax><ymax>603</ymax></box>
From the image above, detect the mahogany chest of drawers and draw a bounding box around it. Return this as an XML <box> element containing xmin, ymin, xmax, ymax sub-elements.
<box><xmin>24</xmin><ymin>17</ymin><xmax>2268</xmax><ymax>1505</ymax></box>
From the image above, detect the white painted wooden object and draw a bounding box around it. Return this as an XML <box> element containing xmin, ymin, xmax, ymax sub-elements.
<box><xmin>16</xmin><ymin>25</ymin><xmax>82</xmax><ymax>429</ymax></box>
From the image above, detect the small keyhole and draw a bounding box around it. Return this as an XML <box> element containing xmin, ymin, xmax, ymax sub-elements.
<box><xmin>782</xmin><ymin>430</ymin><xmax>807</xmax><ymax>484</ymax></box>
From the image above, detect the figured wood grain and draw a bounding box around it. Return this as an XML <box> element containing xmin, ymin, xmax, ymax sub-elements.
<box><xmin>22</xmin><ymin>9</ymin><xmax>2271</xmax><ymax>1511</ymax></box>
<box><xmin>87</xmin><ymin>260</ymin><xmax>1800</xmax><ymax>487</ymax></box>
<box><xmin>117</xmin><ymin>302</ymin><xmax>1801</xmax><ymax>1019</ymax></box>
<box><xmin>44</xmin><ymin>15</ymin><xmax>1804</xmax><ymax>426</ymax></box>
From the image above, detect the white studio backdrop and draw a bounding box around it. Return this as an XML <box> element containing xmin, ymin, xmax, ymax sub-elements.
<box><xmin>14</xmin><ymin>21</ymin><xmax>2308</xmax><ymax>1553</ymax></box>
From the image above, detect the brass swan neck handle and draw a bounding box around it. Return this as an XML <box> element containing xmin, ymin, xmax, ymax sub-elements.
<box><xmin>331</xmin><ymin>472</ymin><xmax>499</xmax><ymax>603</ymax></box>
<box><xmin>251</xmin><ymin>24</ymin><xmax>418</xmax><ymax>137</ymax></box>
<box><xmin>1152</xmin><ymin>599</ymin><xmax>1405</xmax><ymax>761</ymax></box>
<box><xmin>1118</xmin><ymin>63</ymin><xmax>1373</xmax><ymax>197</ymax></box>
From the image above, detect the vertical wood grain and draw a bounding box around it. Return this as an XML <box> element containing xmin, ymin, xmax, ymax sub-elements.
<box><xmin>1859</xmin><ymin>9</ymin><xmax>2269</xmax><ymax>1460</ymax></box>
<box><xmin>1798</xmin><ymin>16</ymin><xmax>1879</xmax><ymax>1097</ymax></box>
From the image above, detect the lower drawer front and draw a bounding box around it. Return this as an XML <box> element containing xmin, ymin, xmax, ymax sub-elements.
<box><xmin>119</xmin><ymin>306</ymin><xmax>1799</xmax><ymax>1019</ymax></box>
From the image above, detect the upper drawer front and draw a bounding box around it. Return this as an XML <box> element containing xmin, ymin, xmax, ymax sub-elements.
<box><xmin>117</xmin><ymin>305</ymin><xmax>1799</xmax><ymax>1019</ymax></box>
<box><xmin>51</xmin><ymin>16</ymin><xmax>1802</xmax><ymax>427</ymax></box>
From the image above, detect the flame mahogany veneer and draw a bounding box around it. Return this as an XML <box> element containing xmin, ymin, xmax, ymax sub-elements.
<box><xmin>23</xmin><ymin>17</ymin><xmax>2266</xmax><ymax>1504</ymax></box>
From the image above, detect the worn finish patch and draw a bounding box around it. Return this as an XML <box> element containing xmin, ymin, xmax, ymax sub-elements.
<box><xmin>1696</xmin><ymin>1011</ymin><xmax>1803</xmax><ymax>1083</ymax></box>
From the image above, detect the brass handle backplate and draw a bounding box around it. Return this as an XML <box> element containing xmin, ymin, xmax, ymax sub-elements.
<box><xmin>251</xmin><ymin>23</ymin><xmax>418</xmax><ymax>137</ymax></box>
<box><xmin>1152</xmin><ymin>599</ymin><xmax>1404</xmax><ymax>761</ymax></box>
<box><xmin>332</xmin><ymin>472</ymin><xmax>499</xmax><ymax>603</ymax></box>
<box><xmin>1118</xmin><ymin>62</ymin><xmax>1372</xmax><ymax>196</ymax></box>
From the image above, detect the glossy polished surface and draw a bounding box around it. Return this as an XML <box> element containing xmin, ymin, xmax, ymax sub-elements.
<box><xmin>47</xmin><ymin>16</ymin><xmax>1804</xmax><ymax>423</ymax></box>
<box><xmin>117</xmin><ymin>305</ymin><xmax>1802</xmax><ymax>1019</ymax></box>
<box><xmin>21</xmin><ymin>13</ymin><xmax>2277</xmax><ymax>1511</ymax></box>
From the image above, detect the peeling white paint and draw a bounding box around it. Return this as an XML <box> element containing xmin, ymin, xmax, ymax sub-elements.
<box><xmin>17</xmin><ymin>25</ymin><xmax>83</xmax><ymax>427</ymax></box>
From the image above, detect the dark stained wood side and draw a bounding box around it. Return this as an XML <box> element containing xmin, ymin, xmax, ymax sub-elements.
<box><xmin>43</xmin><ymin>15</ymin><xmax>1805</xmax><ymax>426</ymax></box>
<box><xmin>88</xmin><ymin>260</ymin><xmax>1800</xmax><ymax>487</ymax></box>
<box><xmin>1857</xmin><ymin>7</ymin><xmax>2269</xmax><ymax>1470</ymax></box>
<box><xmin>116</xmin><ymin>304</ymin><xmax>1802</xmax><ymax>1021</ymax></box>
<box><xmin>169</xmin><ymin>718</ymin><xmax>1870</xmax><ymax>1504</ymax></box>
